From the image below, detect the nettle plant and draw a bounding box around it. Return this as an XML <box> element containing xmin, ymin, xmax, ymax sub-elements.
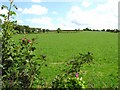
<box><xmin>1</xmin><ymin>0</ymin><xmax>46</xmax><ymax>88</ymax></box>
<box><xmin>52</xmin><ymin>52</ymin><xmax>93</xmax><ymax>89</ymax></box>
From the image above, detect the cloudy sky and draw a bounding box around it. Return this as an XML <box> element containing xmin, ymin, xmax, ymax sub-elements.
<box><xmin>0</xmin><ymin>0</ymin><xmax>119</xmax><ymax>30</ymax></box>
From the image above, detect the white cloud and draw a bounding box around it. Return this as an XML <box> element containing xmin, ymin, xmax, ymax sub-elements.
<box><xmin>22</xmin><ymin>5</ymin><xmax>48</xmax><ymax>15</ymax></box>
<box><xmin>0</xmin><ymin>8</ymin><xmax>8</xmax><ymax>15</ymax></box>
<box><xmin>31</xmin><ymin>0</ymin><xmax>42</xmax><ymax>2</ymax></box>
<box><xmin>57</xmin><ymin>18</ymin><xmax>63</xmax><ymax>21</ymax></box>
<box><xmin>58</xmin><ymin>21</ymin><xmax>78</xmax><ymax>30</ymax></box>
<box><xmin>26</xmin><ymin>17</ymin><xmax>52</xmax><ymax>24</ymax></box>
<box><xmin>26</xmin><ymin>17</ymin><xmax>56</xmax><ymax>29</ymax></box>
<box><xmin>17</xmin><ymin>19</ymin><xmax>23</xmax><ymax>24</ymax></box>
<box><xmin>18</xmin><ymin>8</ymin><xmax>23</xmax><ymax>12</ymax></box>
<box><xmin>82</xmin><ymin>1</ymin><xmax>91</xmax><ymax>7</ymax></box>
<box><xmin>52</xmin><ymin>11</ymin><xmax>57</xmax><ymax>14</ymax></box>
<box><xmin>21</xmin><ymin>0</ymin><xmax>119</xmax><ymax>30</ymax></box>
<box><xmin>65</xmin><ymin>0</ymin><xmax>118</xmax><ymax>29</ymax></box>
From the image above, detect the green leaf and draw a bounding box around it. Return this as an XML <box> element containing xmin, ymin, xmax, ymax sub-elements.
<box><xmin>9</xmin><ymin>11</ymin><xmax>16</xmax><ymax>16</ymax></box>
<box><xmin>0</xmin><ymin>14</ymin><xmax>5</xmax><ymax>18</ymax></box>
<box><xmin>13</xmin><ymin>4</ymin><xmax>18</xmax><ymax>10</ymax></box>
<box><xmin>1</xmin><ymin>5</ymin><xmax>8</xmax><ymax>10</ymax></box>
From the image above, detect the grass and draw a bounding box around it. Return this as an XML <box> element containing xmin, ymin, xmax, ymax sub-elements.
<box><xmin>13</xmin><ymin>31</ymin><xmax>118</xmax><ymax>88</ymax></box>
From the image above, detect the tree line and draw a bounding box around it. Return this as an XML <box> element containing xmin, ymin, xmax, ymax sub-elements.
<box><xmin>75</xmin><ymin>28</ymin><xmax>120</xmax><ymax>33</ymax></box>
<box><xmin>14</xmin><ymin>24</ymin><xmax>50</xmax><ymax>34</ymax></box>
<box><xmin>13</xmin><ymin>25</ymin><xmax>120</xmax><ymax>34</ymax></box>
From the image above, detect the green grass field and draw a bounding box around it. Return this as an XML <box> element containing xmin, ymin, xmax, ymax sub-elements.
<box><xmin>13</xmin><ymin>31</ymin><xmax>118</xmax><ymax>88</ymax></box>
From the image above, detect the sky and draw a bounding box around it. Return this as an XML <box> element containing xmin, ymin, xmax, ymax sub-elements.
<box><xmin>0</xmin><ymin>0</ymin><xmax>119</xmax><ymax>30</ymax></box>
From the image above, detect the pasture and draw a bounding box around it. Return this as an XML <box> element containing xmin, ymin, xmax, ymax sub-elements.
<box><xmin>13</xmin><ymin>31</ymin><xmax>118</xmax><ymax>88</ymax></box>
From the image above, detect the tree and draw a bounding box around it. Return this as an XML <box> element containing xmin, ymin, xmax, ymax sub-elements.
<box><xmin>23</xmin><ymin>25</ymin><xmax>30</xmax><ymax>33</ymax></box>
<box><xmin>46</xmin><ymin>29</ymin><xmax>49</xmax><ymax>33</ymax></box>
<box><xmin>78</xmin><ymin>29</ymin><xmax>80</xmax><ymax>31</ymax></box>
<box><xmin>31</xmin><ymin>28</ymin><xmax>35</xmax><ymax>33</ymax></box>
<box><xmin>37</xmin><ymin>28</ymin><xmax>41</xmax><ymax>33</ymax></box>
<box><xmin>115</xmin><ymin>29</ymin><xmax>120</xmax><ymax>33</ymax></box>
<box><xmin>75</xmin><ymin>29</ymin><xmax>77</xmax><ymax>32</ymax></box>
<box><xmin>106</xmin><ymin>29</ymin><xmax>110</xmax><ymax>32</ymax></box>
<box><xmin>42</xmin><ymin>29</ymin><xmax>46</xmax><ymax>33</ymax></box>
<box><xmin>101</xmin><ymin>29</ymin><xmax>105</xmax><ymax>31</ymax></box>
<box><xmin>83</xmin><ymin>28</ymin><xmax>92</xmax><ymax>31</ymax></box>
<box><xmin>57</xmin><ymin>28</ymin><xmax>61</xmax><ymax>33</ymax></box>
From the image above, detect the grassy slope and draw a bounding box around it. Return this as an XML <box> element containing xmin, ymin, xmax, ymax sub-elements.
<box><xmin>13</xmin><ymin>31</ymin><xmax>118</xmax><ymax>88</ymax></box>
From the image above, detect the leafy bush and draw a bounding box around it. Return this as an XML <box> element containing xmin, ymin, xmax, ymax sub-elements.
<box><xmin>1</xmin><ymin>1</ymin><xmax>46</xmax><ymax>89</ymax></box>
<box><xmin>52</xmin><ymin>73</ymin><xmax>86</xmax><ymax>89</ymax></box>
<box><xmin>52</xmin><ymin>52</ymin><xmax>93</xmax><ymax>88</ymax></box>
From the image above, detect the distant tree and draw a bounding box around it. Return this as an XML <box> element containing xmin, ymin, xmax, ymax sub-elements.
<box><xmin>23</xmin><ymin>25</ymin><xmax>30</xmax><ymax>33</ymax></box>
<box><xmin>115</xmin><ymin>29</ymin><xmax>120</xmax><ymax>33</ymax></box>
<box><xmin>75</xmin><ymin>29</ymin><xmax>77</xmax><ymax>32</ymax></box>
<box><xmin>14</xmin><ymin>24</ymin><xmax>42</xmax><ymax>34</ymax></box>
<box><xmin>83</xmin><ymin>28</ymin><xmax>85</xmax><ymax>31</ymax></box>
<box><xmin>83</xmin><ymin>28</ymin><xmax>90</xmax><ymax>31</ymax></box>
<box><xmin>86</xmin><ymin>28</ymin><xmax>89</xmax><ymax>31</ymax></box>
<box><xmin>89</xmin><ymin>29</ymin><xmax>92</xmax><ymax>31</ymax></box>
<box><xmin>38</xmin><ymin>28</ymin><xmax>41</xmax><ymax>33</ymax></box>
<box><xmin>46</xmin><ymin>29</ymin><xmax>49</xmax><ymax>33</ymax></box>
<box><xmin>34</xmin><ymin>29</ymin><xmax>38</xmax><ymax>33</ymax></box>
<box><xmin>110</xmin><ymin>29</ymin><xmax>114</xmax><ymax>32</ymax></box>
<box><xmin>43</xmin><ymin>29</ymin><xmax>46</xmax><ymax>33</ymax></box>
<box><xmin>101</xmin><ymin>29</ymin><xmax>105</xmax><ymax>31</ymax></box>
<box><xmin>106</xmin><ymin>29</ymin><xmax>110</xmax><ymax>32</ymax></box>
<box><xmin>57</xmin><ymin>28</ymin><xmax>61</xmax><ymax>33</ymax></box>
<box><xmin>78</xmin><ymin>29</ymin><xmax>80</xmax><ymax>31</ymax></box>
<box><xmin>29</xmin><ymin>28</ymin><xmax>33</xmax><ymax>33</ymax></box>
<box><xmin>14</xmin><ymin>25</ymin><xmax>24</xmax><ymax>34</ymax></box>
<box><xmin>31</xmin><ymin>28</ymin><xmax>36</xmax><ymax>33</ymax></box>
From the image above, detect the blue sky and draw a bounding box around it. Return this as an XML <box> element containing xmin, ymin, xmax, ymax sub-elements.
<box><xmin>0</xmin><ymin>0</ymin><xmax>119</xmax><ymax>30</ymax></box>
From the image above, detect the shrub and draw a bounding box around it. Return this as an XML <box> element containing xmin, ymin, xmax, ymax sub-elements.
<box><xmin>1</xmin><ymin>1</ymin><xmax>46</xmax><ymax>88</ymax></box>
<box><xmin>52</xmin><ymin>52</ymin><xmax>94</xmax><ymax>88</ymax></box>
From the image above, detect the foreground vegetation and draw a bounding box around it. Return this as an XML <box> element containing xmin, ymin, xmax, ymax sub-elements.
<box><xmin>13</xmin><ymin>31</ymin><xmax>118</xmax><ymax>88</ymax></box>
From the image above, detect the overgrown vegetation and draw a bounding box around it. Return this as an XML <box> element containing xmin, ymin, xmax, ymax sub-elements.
<box><xmin>52</xmin><ymin>52</ymin><xmax>93</xmax><ymax>88</ymax></box>
<box><xmin>1</xmin><ymin>0</ymin><xmax>46</xmax><ymax>89</ymax></box>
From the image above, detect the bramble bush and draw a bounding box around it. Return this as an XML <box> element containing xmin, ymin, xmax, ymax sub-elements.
<box><xmin>52</xmin><ymin>52</ymin><xmax>93</xmax><ymax>88</ymax></box>
<box><xmin>1</xmin><ymin>0</ymin><xmax>46</xmax><ymax>89</ymax></box>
